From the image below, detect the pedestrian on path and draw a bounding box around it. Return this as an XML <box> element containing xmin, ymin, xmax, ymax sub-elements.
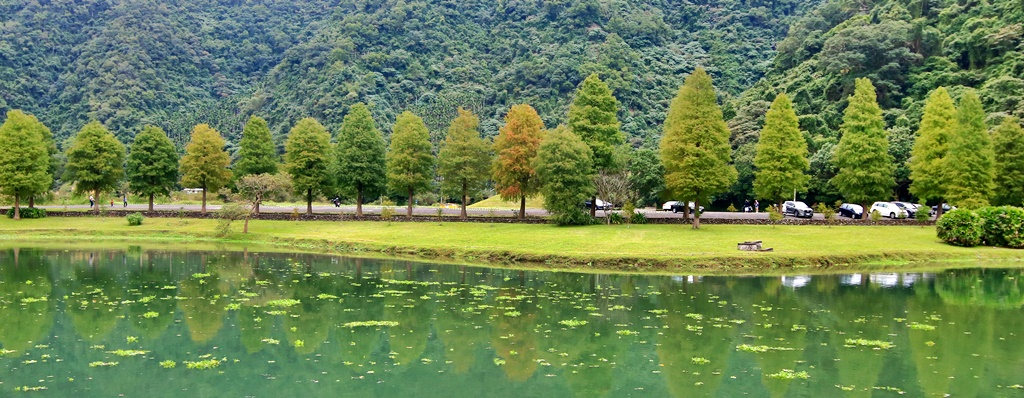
<box><xmin>123</xmin><ymin>194</ymin><xmax>128</xmax><ymax>208</ymax></box>
<box><xmin>754</xmin><ymin>200</ymin><xmax>759</xmax><ymax>213</ymax></box>
<box><xmin>89</xmin><ymin>195</ymin><xmax>94</xmax><ymax>207</ymax></box>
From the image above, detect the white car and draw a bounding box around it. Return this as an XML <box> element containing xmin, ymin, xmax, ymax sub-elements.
<box><xmin>870</xmin><ymin>202</ymin><xmax>906</xmax><ymax>218</ymax></box>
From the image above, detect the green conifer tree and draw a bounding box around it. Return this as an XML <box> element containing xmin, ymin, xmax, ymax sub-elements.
<box><xmin>831</xmin><ymin>78</ymin><xmax>894</xmax><ymax>220</ymax></box>
<box><xmin>438</xmin><ymin>108</ymin><xmax>491</xmax><ymax>219</ymax></box>
<box><xmin>909</xmin><ymin>87</ymin><xmax>957</xmax><ymax>218</ymax></box>
<box><xmin>64</xmin><ymin>121</ymin><xmax>126</xmax><ymax>212</ymax></box>
<box><xmin>945</xmin><ymin>90</ymin><xmax>993</xmax><ymax>209</ymax></box>
<box><xmin>335</xmin><ymin>103</ymin><xmax>386</xmax><ymax>217</ymax></box>
<box><xmin>658</xmin><ymin>68</ymin><xmax>736</xmax><ymax>229</ymax></box>
<box><xmin>992</xmin><ymin>117</ymin><xmax>1024</xmax><ymax>206</ymax></box>
<box><xmin>127</xmin><ymin>125</ymin><xmax>179</xmax><ymax>211</ymax></box>
<box><xmin>754</xmin><ymin>93</ymin><xmax>809</xmax><ymax>211</ymax></box>
<box><xmin>535</xmin><ymin>125</ymin><xmax>595</xmax><ymax>226</ymax></box>
<box><xmin>568</xmin><ymin>73</ymin><xmax>625</xmax><ymax>216</ymax></box>
<box><xmin>180</xmin><ymin>124</ymin><xmax>232</xmax><ymax>215</ymax></box>
<box><xmin>493</xmin><ymin>104</ymin><xmax>545</xmax><ymax>220</ymax></box>
<box><xmin>386</xmin><ymin>111</ymin><xmax>435</xmax><ymax>217</ymax></box>
<box><xmin>234</xmin><ymin>116</ymin><xmax>278</xmax><ymax>179</ymax></box>
<box><xmin>284</xmin><ymin>118</ymin><xmax>332</xmax><ymax>215</ymax></box>
<box><xmin>0</xmin><ymin>110</ymin><xmax>51</xmax><ymax>219</ymax></box>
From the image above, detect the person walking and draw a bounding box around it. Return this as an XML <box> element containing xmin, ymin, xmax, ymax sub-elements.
<box><xmin>123</xmin><ymin>194</ymin><xmax>128</xmax><ymax>208</ymax></box>
<box><xmin>754</xmin><ymin>199</ymin><xmax>759</xmax><ymax>213</ymax></box>
<box><xmin>89</xmin><ymin>195</ymin><xmax>94</xmax><ymax>208</ymax></box>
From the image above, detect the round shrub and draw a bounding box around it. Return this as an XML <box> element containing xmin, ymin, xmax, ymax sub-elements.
<box><xmin>6</xmin><ymin>207</ymin><xmax>46</xmax><ymax>219</ymax></box>
<box><xmin>936</xmin><ymin>209</ymin><xmax>983</xmax><ymax>247</ymax></box>
<box><xmin>976</xmin><ymin>206</ymin><xmax>1024</xmax><ymax>248</ymax></box>
<box><xmin>126</xmin><ymin>212</ymin><xmax>145</xmax><ymax>226</ymax></box>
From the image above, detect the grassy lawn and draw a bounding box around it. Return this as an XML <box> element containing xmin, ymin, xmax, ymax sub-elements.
<box><xmin>1</xmin><ymin>216</ymin><xmax>1020</xmax><ymax>273</ymax></box>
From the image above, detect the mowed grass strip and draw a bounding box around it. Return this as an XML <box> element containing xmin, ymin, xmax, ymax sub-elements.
<box><xmin>1</xmin><ymin>216</ymin><xmax>1017</xmax><ymax>265</ymax></box>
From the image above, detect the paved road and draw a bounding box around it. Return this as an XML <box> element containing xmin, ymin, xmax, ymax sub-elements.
<box><xmin>41</xmin><ymin>203</ymin><xmax>849</xmax><ymax>220</ymax></box>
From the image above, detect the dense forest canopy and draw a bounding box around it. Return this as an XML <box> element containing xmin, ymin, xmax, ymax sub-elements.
<box><xmin>1</xmin><ymin>0</ymin><xmax>818</xmax><ymax>150</ymax></box>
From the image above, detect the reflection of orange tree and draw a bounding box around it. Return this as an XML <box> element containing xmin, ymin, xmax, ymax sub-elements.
<box><xmin>0</xmin><ymin>250</ymin><xmax>53</xmax><ymax>354</ymax></box>
<box><xmin>489</xmin><ymin>288</ymin><xmax>539</xmax><ymax>382</ymax></box>
<box><xmin>177</xmin><ymin>272</ymin><xmax>229</xmax><ymax>343</ymax></box>
<box><xmin>67</xmin><ymin>261</ymin><xmax>124</xmax><ymax>344</ymax></box>
<box><xmin>656</xmin><ymin>281</ymin><xmax>736</xmax><ymax>398</ymax></box>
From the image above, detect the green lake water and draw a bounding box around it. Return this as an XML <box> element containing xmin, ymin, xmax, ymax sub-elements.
<box><xmin>1</xmin><ymin>247</ymin><xmax>1022</xmax><ymax>397</ymax></box>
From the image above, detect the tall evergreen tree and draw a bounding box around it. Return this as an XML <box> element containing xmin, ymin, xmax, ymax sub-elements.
<box><xmin>179</xmin><ymin>124</ymin><xmax>232</xmax><ymax>215</ymax></box>
<box><xmin>64</xmin><ymin>121</ymin><xmax>126</xmax><ymax>212</ymax></box>
<box><xmin>831</xmin><ymin>78</ymin><xmax>894</xmax><ymax>220</ymax></box>
<box><xmin>438</xmin><ymin>108</ymin><xmax>491</xmax><ymax>219</ymax></box>
<box><xmin>127</xmin><ymin>125</ymin><xmax>179</xmax><ymax>211</ymax></box>
<box><xmin>234</xmin><ymin>116</ymin><xmax>278</xmax><ymax>179</ymax></box>
<box><xmin>284</xmin><ymin>117</ymin><xmax>332</xmax><ymax>215</ymax></box>
<box><xmin>945</xmin><ymin>90</ymin><xmax>993</xmax><ymax>209</ymax></box>
<box><xmin>31</xmin><ymin>112</ymin><xmax>57</xmax><ymax>208</ymax></box>
<box><xmin>909</xmin><ymin>87</ymin><xmax>957</xmax><ymax>218</ymax></box>
<box><xmin>335</xmin><ymin>103</ymin><xmax>386</xmax><ymax>217</ymax></box>
<box><xmin>992</xmin><ymin>117</ymin><xmax>1024</xmax><ymax>206</ymax></box>
<box><xmin>568</xmin><ymin>73</ymin><xmax>625</xmax><ymax>216</ymax></box>
<box><xmin>0</xmin><ymin>110</ymin><xmax>51</xmax><ymax>219</ymax></box>
<box><xmin>493</xmin><ymin>104</ymin><xmax>545</xmax><ymax>220</ymax></box>
<box><xmin>658</xmin><ymin>68</ymin><xmax>736</xmax><ymax>229</ymax></box>
<box><xmin>535</xmin><ymin>125</ymin><xmax>595</xmax><ymax>226</ymax></box>
<box><xmin>386</xmin><ymin>111</ymin><xmax>435</xmax><ymax>218</ymax></box>
<box><xmin>754</xmin><ymin>93</ymin><xmax>809</xmax><ymax>211</ymax></box>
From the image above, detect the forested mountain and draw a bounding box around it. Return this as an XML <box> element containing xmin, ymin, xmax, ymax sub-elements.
<box><xmin>1</xmin><ymin>0</ymin><xmax>817</xmax><ymax>149</ymax></box>
<box><xmin>729</xmin><ymin>0</ymin><xmax>1024</xmax><ymax>204</ymax></box>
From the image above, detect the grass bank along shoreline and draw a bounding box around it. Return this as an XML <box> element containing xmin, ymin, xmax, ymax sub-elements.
<box><xmin>1</xmin><ymin>217</ymin><xmax>1019</xmax><ymax>275</ymax></box>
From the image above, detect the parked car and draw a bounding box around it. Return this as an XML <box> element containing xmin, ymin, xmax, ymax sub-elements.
<box><xmin>929</xmin><ymin>203</ymin><xmax>956</xmax><ymax>216</ymax></box>
<box><xmin>783</xmin><ymin>201</ymin><xmax>813</xmax><ymax>218</ymax></box>
<box><xmin>892</xmin><ymin>202</ymin><xmax>918</xmax><ymax>217</ymax></box>
<box><xmin>663</xmin><ymin>201</ymin><xmax>705</xmax><ymax>214</ymax></box>
<box><xmin>838</xmin><ymin>203</ymin><xmax>863</xmax><ymax>218</ymax></box>
<box><xmin>870</xmin><ymin>202</ymin><xmax>906</xmax><ymax>218</ymax></box>
<box><xmin>583</xmin><ymin>199</ymin><xmax>613</xmax><ymax>211</ymax></box>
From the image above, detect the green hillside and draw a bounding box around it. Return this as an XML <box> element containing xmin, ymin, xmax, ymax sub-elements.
<box><xmin>1</xmin><ymin>0</ymin><xmax>818</xmax><ymax>148</ymax></box>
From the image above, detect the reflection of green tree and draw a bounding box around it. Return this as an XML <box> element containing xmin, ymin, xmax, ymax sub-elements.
<box><xmin>0</xmin><ymin>249</ymin><xmax>53</xmax><ymax>354</ymax></box>
<box><xmin>238</xmin><ymin>305</ymin><xmax>275</xmax><ymax>354</ymax></box>
<box><xmin>750</xmin><ymin>281</ymin><xmax>808</xmax><ymax>398</ymax></box>
<box><xmin>434</xmin><ymin>290</ymin><xmax>488</xmax><ymax>374</ymax></box>
<box><xmin>656</xmin><ymin>281</ymin><xmax>735</xmax><ymax>398</ymax></box>
<box><xmin>126</xmin><ymin>258</ymin><xmax>177</xmax><ymax>340</ymax></box>
<box><xmin>177</xmin><ymin>273</ymin><xmax>229</xmax><ymax>343</ymax></box>
<box><xmin>284</xmin><ymin>274</ymin><xmax>336</xmax><ymax>355</ymax></box>
<box><xmin>67</xmin><ymin>259</ymin><xmax>124</xmax><ymax>343</ymax></box>
<box><xmin>489</xmin><ymin>288</ymin><xmax>539</xmax><ymax>382</ymax></box>
<box><xmin>936</xmin><ymin>269</ymin><xmax>1024</xmax><ymax>309</ymax></box>
<box><xmin>827</xmin><ymin>280</ymin><xmax>903</xmax><ymax>397</ymax></box>
<box><xmin>384</xmin><ymin>283</ymin><xmax>433</xmax><ymax>366</ymax></box>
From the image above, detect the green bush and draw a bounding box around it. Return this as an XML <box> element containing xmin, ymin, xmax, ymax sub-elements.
<box><xmin>608</xmin><ymin>212</ymin><xmax>625</xmax><ymax>225</ymax></box>
<box><xmin>914</xmin><ymin>204</ymin><xmax>931</xmax><ymax>222</ymax></box>
<box><xmin>936</xmin><ymin>209</ymin><xmax>983</xmax><ymax>247</ymax></box>
<box><xmin>126</xmin><ymin>212</ymin><xmax>145</xmax><ymax>226</ymax></box>
<box><xmin>976</xmin><ymin>206</ymin><xmax>1024</xmax><ymax>248</ymax></box>
<box><xmin>551</xmin><ymin>208</ymin><xmax>594</xmax><ymax>226</ymax></box>
<box><xmin>630</xmin><ymin>211</ymin><xmax>648</xmax><ymax>224</ymax></box>
<box><xmin>6</xmin><ymin>207</ymin><xmax>47</xmax><ymax>219</ymax></box>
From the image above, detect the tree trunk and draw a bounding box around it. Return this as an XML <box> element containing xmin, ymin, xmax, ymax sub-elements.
<box><xmin>306</xmin><ymin>188</ymin><xmax>313</xmax><ymax>215</ymax></box>
<box><xmin>13</xmin><ymin>193</ymin><xmax>20</xmax><ymax>220</ymax></box>
<box><xmin>28</xmin><ymin>196</ymin><xmax>34</xmax><ymax>208</ymax></box>
<box><xmin>519</xmin><ymin>196</ymin><xmax>526</xmax><ymax>220</ymax></box>
<box><xmin>255</xmin><ymin>201</ymin><xmax>260</xmax><ymax>215</ymax></box>
<box><xmin>149</xmin><ymin>193</ymin><xmax>155</xmax><ymax>212</ymax></box>
<box><xmin>683</xmin><ymin>203</ymin><xmax>690</xmax><ymax>219</ymax></box>
<box><xmin>94</xmin><ymin>189</ymin><xmax>100</xmax><ymax>212</ymax></box>
<box><xmin>936</xmin><ymin>201</ymin><xmax>944</xmax><ymax>219</ymax></box>
<box><xmin>590</xmin><ymin>195</ymin><xmax>597</xmax><ymax>217</ymax></box>
<box><xmin>778</xmin><ymin>199</ymin><xmax>784</xmax><ymax>217</ymax></box>
<box><xmin>201</xmin><ymin>186</ymin><xmax>207</xmax><ymax>215</ymax></box>
<box><xmin>692</xmin><ymin>198</ymin><xmax>701</xmax><ymax>229</ymax></box>
<box><xmin>861</xmin><ymin>202</ymin><xmax>869</xmax><ymax>221</ymax></box>
<box><xmin>461</xmin><ymin>180</ymin><xmax>468</xmax><ymax>220</ymax></box>
<box><xmin>356</xmin><ymin>189</ymin><xmax>363</xmax><ymax>217</ymax></box>
<box><xmin>407</xmin><ymin>188</ymin><xmax>414</xmax><ymax>218</ymax></box>
<box><xmin>244</xmin><ymin>215</ymin><xmax>250</xmax><ymax>234</ymax></box>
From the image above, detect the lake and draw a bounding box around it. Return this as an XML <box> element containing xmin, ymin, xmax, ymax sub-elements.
<box><xmin>1</xmin><ymin>246</ymin><xmax>1022</xmax><ymax>397</ymax></box>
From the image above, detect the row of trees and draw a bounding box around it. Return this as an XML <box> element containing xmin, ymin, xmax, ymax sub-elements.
<box><xmin>3</xmin><ymin>69</ymin><xmax>1023</xmax><ymax>225</ymax></box>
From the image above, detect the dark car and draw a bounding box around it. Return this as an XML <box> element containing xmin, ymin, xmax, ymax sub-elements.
<box><xmin>892</xmin><ymin>202</ymin><xmax>917</xmax><ymax>217</ymax></box>
<box><xmin>930</xmin><ymin>203</ymin><xmax>955</xmax><ymax>216</ymax></box>
<box><xmin>783</xmin><ymin>201</ymin><xmax>813</xmax><ymax>218</ymax></box>
<box><xmin>838</xmin><ymin>203</ymin><xmax>863</xmax><ymax>218</ymax></box>
<box><xmin>583</xmin><ymin>199</ymin><xmax>613</xmax><ymax>211</ymax></box>
<box><xmin>668</xmin><ymin>201</ymin><xmax>705</xmax><ymax>214</ymax></box>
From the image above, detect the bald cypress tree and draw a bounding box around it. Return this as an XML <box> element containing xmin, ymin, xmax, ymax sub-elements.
<box><xmin>945</xmin><ymin>90</ymin><xmax>993</xmax><ymax>209</ymax></box>
<box><xmin>754</xmin><ymin>93</ymin><xmax>809</xmax><ymax>212</ymax></box>
<box><xmin>180</xmin><ymin>124</ymin><xmax>232</xmax><ymax>215</ymax></box>
<box><xmin>127</xmin><ymin>125</ymin><xmax>179</xmax><ymax>211</ymax></box>
<box><xmin>992</xmin><ymin>117</ymin><xmax>1024</xmax><ymax>206</ymax></box>
<box><xmin>234</xmin><ymin>116</ymin><xmax>278</xmax><ymax>179</ymax></box>
<box><xmin>909</xmin><ymin>87</ymin><xmax>957</xmax><ymax>218</ymax></box>
<box><xmin>64</xmin><ymin>121</ymin><xmax>126</xmax><ymax>212</ymax></box>
<box><xmin>493</xmin><ymin>104</ymin><xmax>545</xmax><ymax>220</ymax></box>
<box><xmin>438</xmin><ymin>108</ymin><xmax>491</xmax><ymax>219</ymax></box>
<box><xmin>335</xmin><ymin>103</ymin><xmax>386</xmax><ymax>217</ymax></box>
<box><xmin>659</xmin><ymin>68</ymin><xmax>736</xmax><ymax>229</ymax></box>
<box><xmin>831</xmin><ymin>78</ymin><xmax>894</xmax><ymax>220</ymax></box>
<box><xmin>568</xmin><ymin>73</ymin><xmax>624</xmax><ymax>216</ymax></box>
<box><xmin>386</xmin><ymin>111</ymin><xmax>435</xmax><ymax>218</ymax></box>
<box><xmin>284</xmin><ymin>118</ymin><xmax>332</xmax><ymax>215</ymax></box>
<box><xmin>0</xmin><ymin>110</ymin><xmax>51</xmax><ymax>219</ymax></box>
